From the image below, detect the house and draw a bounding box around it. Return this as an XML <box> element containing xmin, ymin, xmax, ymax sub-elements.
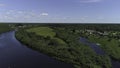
<box><xmin>86</xmin><ymin>30</ymin><xmax>95</xmax><ymax>34</ymax></box>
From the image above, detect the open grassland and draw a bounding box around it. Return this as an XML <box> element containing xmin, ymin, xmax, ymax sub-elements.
<box><xmin>26</xmin><ymin>27</ymin><xmax>66</xmax><ymax>45</ymax></box>
<box><xmin>26</xmin><ymin>27</ymin><xmax>56</xmax><ymax>38</ymax></box>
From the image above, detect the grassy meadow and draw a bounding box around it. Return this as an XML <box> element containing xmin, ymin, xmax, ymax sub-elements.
<box><xmin>26</xmin><ymin>27</ymin><xmax>56</xmax><ymax>38</ymax></box>
<box><xmin>26</xmin><ymin>27</ymin><xmax>66</xmax><ymax>45</ymax></box>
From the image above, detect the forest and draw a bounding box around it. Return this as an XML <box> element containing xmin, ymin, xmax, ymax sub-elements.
<box><xmin>0</xmin><ymin>23</ymin><xmax>13</xmax><ymax>34</ymax></box>
<box><xmin>15</xmin><ymin>24</ymin><xmax>120</xmax><ymax>68</ymax></box>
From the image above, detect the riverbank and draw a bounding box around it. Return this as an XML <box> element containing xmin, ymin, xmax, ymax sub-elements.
<box><xmin>15</xmin><ymin>25</ymin><xmax>112</xmax><ymax>68</ymax></box>
<box><xmin>0</xmin><ymin>31</ymin><xmax>73</xmax><ymax>68</ymax></box>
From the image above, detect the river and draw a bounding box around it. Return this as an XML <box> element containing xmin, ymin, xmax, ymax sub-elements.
<box><xmin>80</xmin><ymin>37</ymin><xmax>120</xmax><ymax>68</ymax></box>
<box><xmin>0</xmin><ymin>31</ymin><xmax>73</xmax><ymax>68</ymax></box>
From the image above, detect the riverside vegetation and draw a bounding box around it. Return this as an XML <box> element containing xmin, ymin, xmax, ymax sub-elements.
<box><xmin>15</xmin><ymin>24</ymin><xmax>120</xmax><ymax>68</ymax></box>
<box><xmin>0</xmin><ymin>23</ymin><xmax>120</xmax><ymax>68</ymax></box>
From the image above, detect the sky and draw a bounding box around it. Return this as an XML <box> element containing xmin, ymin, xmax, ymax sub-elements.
<box><xmin>0</xmin><ymin>0</ymin><xmax>120</xmax><ymax>23</ymax></box>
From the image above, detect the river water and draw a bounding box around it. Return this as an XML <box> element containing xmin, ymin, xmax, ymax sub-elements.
<box><xmin>0</xmin><ymin>31</ymin><xmax>73</xmax><ymax>68</ymax></box>
<box><xmin>80</xmin><ymin>37</ymin><xmax>120</xmax><ymax>68</ymax></box>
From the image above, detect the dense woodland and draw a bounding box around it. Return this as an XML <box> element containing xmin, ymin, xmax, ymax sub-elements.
<box><xmin>0</xmin><ymin>23</ymin><xmax>13</xmax><ymax>34</ymax></box>
<box><xmin>15</xmin><ymin>24</ymin><xmax>120</xmax><ymax>68</ymax></box>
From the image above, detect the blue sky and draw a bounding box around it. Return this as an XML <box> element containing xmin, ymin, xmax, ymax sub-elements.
<box><xmin>0</xmin><ymin>0</ymin><xmax>120</xmax><ymax>23</ymax></box>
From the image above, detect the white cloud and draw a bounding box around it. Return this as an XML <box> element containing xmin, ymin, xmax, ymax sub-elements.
<box><xmin>40</xmin><ymin>13</ymin><xmax>48</xmax><ymax>16</ymax></box>
<box><xmin>0</xmin><ymin>4</ymin><xmax>5</xmax><ymax>6</ymax></box>
<box><xmin>0</xmin><ymin>10</ymin><xmax>51</xmax><ymax>22</ymax></box>
<box><xmin>80</xmin><ymin>0</ymin><xmax>102</xmax><ymax>3</ymax></box>
<box><xmin>17</xmin><ymin>11</ymin><xmax>23</xmax><ymax>14</ymax></box>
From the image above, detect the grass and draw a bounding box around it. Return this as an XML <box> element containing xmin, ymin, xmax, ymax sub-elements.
<box><xmin>26</xmin><ymin>27</ymin><xmax>67</xmax><ymax>45</ymax></box>
<box><xmin>53</xmin><ymin>38</ymin><xmax>67</xmax><ymax>45</ymax></box>
<box><xmin>26</xmin><ymin>27</ymin><xmax>56</xmax><ymax>38</ymax></box>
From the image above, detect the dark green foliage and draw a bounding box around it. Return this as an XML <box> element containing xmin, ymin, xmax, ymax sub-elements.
<box><xmin>87</xmin><ymin>35</ymin><xmax>120</xmax><ymax>61</ymax></box>
<box><xmin>15</xmin><ymin>24</ymin><xmax>113</xmax><ymax>68</ymax></box>
<box><xmin>0</xmin><ymin>23</ymin><xmax>13</xmax><ymax>34</ymax></box>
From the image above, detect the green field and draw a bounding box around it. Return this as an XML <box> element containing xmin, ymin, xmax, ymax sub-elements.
<box><xmin>26</xmin><ymin>27</ymin><xmax>56</xmax><ymax>38</ymax></box>
<box><xmin>26</xmin><ymin>27</ymin><xmax>66</xmax><ymax>45</ymax></box>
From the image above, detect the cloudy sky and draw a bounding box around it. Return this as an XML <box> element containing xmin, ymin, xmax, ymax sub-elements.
<box><xmin>0</xmin><ymin>0</ymin><xmax>120</xmax><ymax>23</ymax></box>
